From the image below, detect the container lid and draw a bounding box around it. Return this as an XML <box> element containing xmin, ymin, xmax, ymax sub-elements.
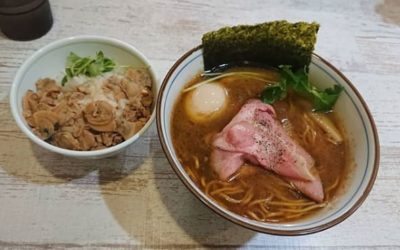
<box><xmin>0</xmin><ymin>0</ymin><xmax>44</xmax><ymax>15</ymax></box>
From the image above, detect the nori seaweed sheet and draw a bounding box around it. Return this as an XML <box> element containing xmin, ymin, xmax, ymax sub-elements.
<box><xmin>202</xmin><ymin>21</ymin><xmax>319</xmax><ymax>71</ymax></box>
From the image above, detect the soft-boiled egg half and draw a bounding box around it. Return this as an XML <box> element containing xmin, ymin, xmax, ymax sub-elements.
<box><xmin>184</xmin><ymin>82</ymin><xmax>227</xmax><ymax>122</ymax></box>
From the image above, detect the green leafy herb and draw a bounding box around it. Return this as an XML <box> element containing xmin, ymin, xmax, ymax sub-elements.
<box><xmin>261</xmin><ymin>83</ymin><xmax>287</xmax><ymax>104</ymax></box>
<box><xmin>312</xmin><ymin>85</ymin><xmax>344</xmax><ymax>112</ymax></box>
<box><xmin>261</xmin><ymin>65</ymin><xmax>343</xmax><ymax>112</ymax></box>
<box><xmin>61</xmin><ymin>51</ymin><xmax>116</xmax><ymax>85</ymax></box>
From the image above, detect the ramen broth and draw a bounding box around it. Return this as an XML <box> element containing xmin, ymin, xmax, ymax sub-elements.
<box><xmin>171</xmin><ymin>67</ymin><xmax>348</xmax><ymax>222</ymax></box>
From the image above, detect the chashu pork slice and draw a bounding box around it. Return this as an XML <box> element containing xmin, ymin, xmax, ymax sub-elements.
<box><xmin>210</xmin><ymin>99</ymin><xmax>324</xmax><ymax>202</ymax></box>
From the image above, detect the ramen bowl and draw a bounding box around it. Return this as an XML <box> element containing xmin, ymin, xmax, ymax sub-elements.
<box><xmin>157</xmin><ymin>46</ymin><xmax>379</xmax><ymax>235</ymax></box>
<box><xmin>10</xmin><ymin>35</ymin><xmax>158</xmax><ymax>159</ymax></box>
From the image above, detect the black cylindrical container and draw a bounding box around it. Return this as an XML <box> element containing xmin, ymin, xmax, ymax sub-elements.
<box><xmin>0</xmin><ymin>0</ymin><xmax>53</xmax><ymax>41</ymax></box>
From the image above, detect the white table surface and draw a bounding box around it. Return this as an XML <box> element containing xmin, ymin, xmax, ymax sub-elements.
<box><xmin>0</xmin><ymin>0</ymin><xmax>399</xmax><ymax>249</ymax></box>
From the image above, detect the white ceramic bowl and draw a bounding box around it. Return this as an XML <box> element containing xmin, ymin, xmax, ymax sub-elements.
<box><xmin>157</xmin><ymin>46</ymin><xmax>379</xmax><ymax>235</ymax></box>
<box><xmin>10</xmin><ymin>35</ymin><xmax>158</xmax><ymax>159</ymax></box>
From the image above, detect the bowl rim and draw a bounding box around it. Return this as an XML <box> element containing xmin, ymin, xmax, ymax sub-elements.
<box><xmin>156</xmin><ymin>45</ymin><xmax>380</xmax><ymax>235</ymax></box>
<box><xmin>10</xmin><ymin>35</ymin><xmax>157</xmax><ymax>158</ymax></box>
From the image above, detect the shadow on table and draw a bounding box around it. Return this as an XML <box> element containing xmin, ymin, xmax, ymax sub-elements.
<box><xmin>99</xmin><ymin>135</ymin><xmax>255</xmax><ymax>247</ymax></box>
<box><xmin>0</xmin><ymin>100</ymin><xmax>139</xmax><ymax>185</ymax></box>
<box><xmin>0</xmin><ymin>138</ymin><xmax>136</xmax><ymax>185</ymax></box>
<box><xmin>152</xmin><ymin>158</ymin><xmax>256</xmax><ymax>247</ymax></box>
<box><xmin>0</xmin><ymin>30</ymin><xmax>7</xmax><ymax>40</ymax></box>
<box><xmin>375</xmin><ymin>0</ymin><xmax>400</xmax><ymax>26</ymax></box>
